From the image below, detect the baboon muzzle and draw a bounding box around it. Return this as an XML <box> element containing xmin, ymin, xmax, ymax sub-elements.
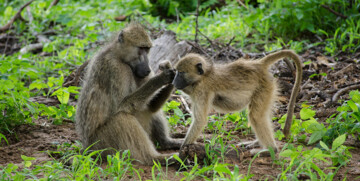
<box><xmin>134</xmin><ymin>52</ymin><xmax>151</xmax><ymax>78</ymax></box>
<box><xmin>134</xmin><ymin>61</ymin><xmax>151</xmax><ymax>78</ymax></box>
<box><xmin>172</xmin><ymin>72</ymin><xmax>188</xmax><ymax>90</ymax></box>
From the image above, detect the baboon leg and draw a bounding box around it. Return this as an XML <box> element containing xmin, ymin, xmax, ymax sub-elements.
<box><xmin>97</xmin><ymin>113</ymin><xmax>176</xmax><ymax>165</ymax></box>
<box><xmin>151</xmin><ymin>113</ymin><xmax>183</xmax><ymax>150</ymax></box>
<box><xmin>246</xmin><ymin>90</ymin><xmax>278</xmax><ymax>154</ymax></box>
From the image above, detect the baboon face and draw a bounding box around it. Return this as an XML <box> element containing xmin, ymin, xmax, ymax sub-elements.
<box><xmin>118</xmin><ymin>24</ymin><xmax>152</xmax><ymax>78</ymax></box>
<box><xmin>173</xmin><ymin>54</ymin><xmax>206</xmax><ymax>90</ymax></box>
<box><xmin>130</xmin><ymin>47</ymin><xmax>151</xmax><ymax>78</ymax></box>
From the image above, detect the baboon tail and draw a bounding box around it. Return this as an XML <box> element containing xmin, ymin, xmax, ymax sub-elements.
<box><xmin>260</xmin><ymin>49</ymin><xmax>303</xmax><ymax>137</ymax></box>
<box><xmin>260</xmin><ymin>50</ymin><xmax>300</xmax><ymax>68</ymax></box>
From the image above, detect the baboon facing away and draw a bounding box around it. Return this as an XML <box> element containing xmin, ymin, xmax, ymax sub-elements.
<box><xmin>76</xmin><ymin>24</ymin><xmax>181</xmax><ymax>165</ymax></box>
<box><xmin>172</xmin><ymin>50</ymin><xmax>302</xmax><ymax>154</ymax></box>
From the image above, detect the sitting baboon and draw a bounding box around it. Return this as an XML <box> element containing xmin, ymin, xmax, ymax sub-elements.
<box><xmin>76</xmin><ymin>23</ymin><xmax>181</xmax><ymax>165</ymax></box>
<box><xmin>172</xmin><ymin>50</ymin><xmax>302</xmax><ymax>154</ymax></box>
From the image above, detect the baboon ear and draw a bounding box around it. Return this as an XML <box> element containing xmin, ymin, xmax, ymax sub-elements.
<box><xmin>196</xmin><ymin>63</ymin><xmax>204</xmax><ymax>75</ymax></box>
<box><xmin>118</xmin><ymin>31</ymin><xmax>124</xmax><ymax>43</ymax></box>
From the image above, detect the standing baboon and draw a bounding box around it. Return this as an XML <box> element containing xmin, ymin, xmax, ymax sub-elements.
<box><xmin>76</xmin><ymin>23</ymin><xmax>181</xmax><ymax>165</ymax></box>
<box><xmin>172</xmin><ymin>50</ymin><xmax>302</xmax><ymax>154</ymax></box>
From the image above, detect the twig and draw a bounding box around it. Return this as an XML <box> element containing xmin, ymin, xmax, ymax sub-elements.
<box><xmin>20</xmin><ymin>35</ymin><xmax>51</xmax><ymax>54</ymax></box>
<box><xmin>74</xmin><ymin>60</ymin><xmax>89</xmax><ymax>85</ymax></box>
<box><xmin>283</xmin><ymin>57</ymin><xmax>296</xmax><ymax>76</ymax></box>
<box><xmin>62</xmin><ymin>60</ymin><xmax>89</xmax><ymax>87</ymax></box>
<box><xmin>179</xmin><ymin>95</ymin><xmax>192</xmax><ymax>114</ymax></box>
<box><xmin>226</xmin><ymin>36</ymin><xmax>235</xmax><ymax>47</ymax></box>
<box><xmin>321</xmin><ymin>4</ymin><xmax>347</xmax><ymax>19</ymax></box>
<box><xmin>185</xmin><ymin>40</ymin><xmax>210</xmax><ymax>57</ymax></box>
<box><xmin>26</xmin><ymin>6</ymin><xmax>33</xmax><ymax>24</ymax></box>
<box><xmin>198</xmin><ymin>30</ymin><xmax>219</xmax><ymax>50</ymax></box>
<box><xmin>332</xmin><ymin>84</ymin><xmax>360</xmax><ymax>102</ymax></box>
<box><xmin>332</xmin><ymin>64</ymin><xmax>353</xmax><ymax>77</ymax></box>
<box><xmin>236</xmin><ymin>0</ymin><xmax>248</xmax><ymax>10</ymax></box>
<box><xmin>48</xmin><ymin>0</ymin><xmax>60</xmax><ymax>10</ymax></box>
<box><xmin>194</xmin><ymin>0</ymin><xmax>200</xmax><ymax>43</ymax></box>
<box><xmin>3</xmin><ymin>34</ymin><xmax>11</xmax><ymax>54</ymax></box>
<box><xmin>0</xmin><ymin>0</ymin><xmax>34</xmax><ymax>33</ymax></box>
<box><xmin>300</xmin><ymin>79</ymin><xmax>311</xmax><ymax>90</ymax></box>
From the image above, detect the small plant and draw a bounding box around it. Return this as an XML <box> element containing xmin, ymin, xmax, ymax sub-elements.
<box><xmin>163</xmin><ymin>100</ymin><xmax>190</xmax><ymax>127</ymax></box>
<box><xmin>319</xmin><ymin>134</ymin><xmax>352</xmax><ymax>167</ymax></box>
<box><xmin>322</xmin><ymin>90</ymin><xmax>360</xmax><ymax>145</ymax></box>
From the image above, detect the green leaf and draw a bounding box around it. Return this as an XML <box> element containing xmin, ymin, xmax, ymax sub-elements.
<box><xmin>24</xmin><ymin>161</ymin><xmax>32</xmax><ymax>168</ymax></box>
<box><xmin>172</xmin><ymin>154</ymin><xmax>186</xmax><ymax>169</ymax></box>
<box><xmin>21</xmin><ymin>155</ymin><xmax>35</xmax><ymax>161</ymax></box>
<box><xmin>300</xmin><ymin>108</ymin><xmax>316</xmax><ymax>120</ymax></box>
<box><xmin>51</xmin><ymin>88</ymin><xmax>70</xmax><ymax>104</ymax></box>
<box><xmin>0</xmin><ymin>133</ymin><xmax>8</xmax><ymax>145</ymax></box>
<box><xmin>4</xmin><ymin>6</ymin><xmax>13</xmax><ymax>17</ymax></box>
<box><xmin>303</xmin><ymin>61</ymin><xmax>311</xmax><ymax>65</ymax></box>
<box><xmin>308</xmin><ymin>130</ymin><xmax>325</xmax><ymax>145</ymax></box>
<box><xmin>279</xmin><ymin>150</ymin><xmax>294</xmax><ymax>157</ymax></box>
<box><xmin>347</xmin><ymin>100</ymin><xmax>358</xmax><ymax>112</ymax></box>
<box><xmin>174</xmin><ymin>108</ymin><xmax>183</xmax><ymax>117</ymax></box>
<box><xmin>25</xmin><ymin>103</ymin><xmax>36</xmax><ymax>114</ymax></box>
<box><xmin>332</xmin><ymin>134</ymin><xmax>346</xmax><ymax>150</ymax></box>
<box><xmin>295</xmin><ymin>11</ymin><xmax>304</xmax><ymax>20</ymax></box>
<box><xmin>214</xmin><ymin>164</ymin><xmax>232</xmax><ymax>175</ymax></box>
<box><xmin>319</xmin><ymin>141</ymin><xmax>329</xmax><ymax>151</ymax></box>
<box><xmin>29</xmin><ymin>82</ymin><xmax>47</xmax><ymax>90</ymax></box>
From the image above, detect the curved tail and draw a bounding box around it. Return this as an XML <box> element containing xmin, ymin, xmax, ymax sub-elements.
<box><xmin>261</xmin><ymin>50</ymin><xmax>303</xmax><ymax>138</ymax></box>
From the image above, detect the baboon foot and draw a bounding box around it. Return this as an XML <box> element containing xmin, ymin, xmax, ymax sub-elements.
<box><xmin>157</xmin><ymin>140</ymin><xmax>183</xmax><ymax>151</ymax></box>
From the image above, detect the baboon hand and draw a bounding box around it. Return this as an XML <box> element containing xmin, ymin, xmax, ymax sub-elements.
<box><xmin>159</xmin><ymin>60</ymin><xmax>172</xmax><ymax>71</ymax></box>
<box><xmin>160</xmin><ymin>68</ymin><xmax>175</xmax><ymax>84</ymax></box>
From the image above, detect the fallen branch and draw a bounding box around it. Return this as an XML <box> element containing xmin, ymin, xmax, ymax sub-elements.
<box><xmin>20</xmin><ymin>35</ymin><xmax>50</xmax><ymax>54</ymax></box>
<box><xmin>332</xmin><ymin>84</ymin><xmax>360</xmax><ymax>102</ymax></box>
<box><xmin>332</xmin><ymin>64</ymin><xmax>353</xmax><ymax>77</ymax></box>
<box><xmin>321</xmin><ymin>4</ymin><xmax>347</xmax><ymax>19</ymax></box>
<box><xmin>0</xmin><ymin>0</ymin><xmax>34</xmax><ymax>33</ymax></box>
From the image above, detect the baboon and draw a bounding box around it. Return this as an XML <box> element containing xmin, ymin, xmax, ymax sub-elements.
<box><xmin>76</xmin><ymin>24</ymin><xmax>182</xmax><ymax>165</ymax></box>
<box><xmin>172</xmin><ymin>50</ymin><xmax>302</xmax><ymax>154</ymax></box>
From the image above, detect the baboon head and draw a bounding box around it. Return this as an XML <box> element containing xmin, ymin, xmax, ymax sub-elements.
<box><xmin>118</xmin><ymin>24</ymin><xmax>152</xmax><ymax>78</ymax></box>
<box><xmin>173</xmin><ymin>54</ymin><xmax>210</xmax><ymax>90</ymax></box>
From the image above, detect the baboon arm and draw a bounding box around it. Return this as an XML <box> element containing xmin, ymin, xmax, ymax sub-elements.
<box><xmin>148</xmin><ymin>84</ymin><xmax>174</xmax><ymax>112</ymax></box>
<box><xmin>118</xmin><ymin>74</ymin><xmax>168</xmax><ymax>113</ymax></box>
<box><xmin>80</xmin><ymin>87</ymin><xmax>111</xmax><ymax>140</ymax></box>
<box><xmin>182</xmin><ymin>93</ymin><xmax>214</xmax><ymax>146</ymax></box>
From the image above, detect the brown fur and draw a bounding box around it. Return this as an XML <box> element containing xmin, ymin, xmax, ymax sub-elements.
<box><xmin>173</xmin><ymin>50</ymin><xmax>302</xmax><ymax>154</ymax></box>
<box><xmin>76</xmin><ymin>24</ymin><xmax>181</xmax><ymax>165</ymax></box>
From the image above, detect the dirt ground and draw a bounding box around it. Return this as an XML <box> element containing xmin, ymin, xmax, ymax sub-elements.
<box><xmin>0</xmin><ymin>45</ymin><xmax>360</xmax><ymax>180</ymax></box>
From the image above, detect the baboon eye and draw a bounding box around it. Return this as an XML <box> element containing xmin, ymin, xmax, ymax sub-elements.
<box><xmin>140</xmin><ymin>47</ymin><xmax>150</xmax><ymax>53</ymax></box>
<box><xmin>196</xmin><ymin>63</ymin><xmax>204</xmax><ymax>75</ymax></box>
